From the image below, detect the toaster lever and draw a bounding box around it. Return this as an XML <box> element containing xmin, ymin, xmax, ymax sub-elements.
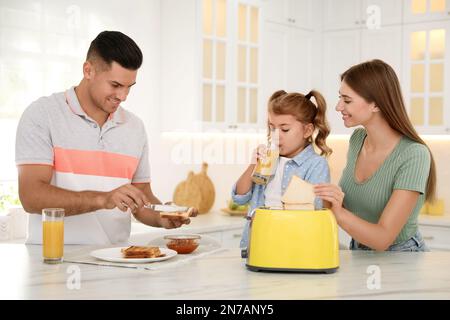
<box><xmin>241</xmin><ymin>248</ymin><xmax>248</xmax><ymax>258</ymax></box>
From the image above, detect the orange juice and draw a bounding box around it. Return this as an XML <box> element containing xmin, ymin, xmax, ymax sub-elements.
<box><xmin>43</xmin><ymin>221</ymin><xmax>64</xmax><ymax>260</ymax></box>
<box><xmin>252</xmin><ymin>149</ymin><xmax>279</xmax><ymax>185</ymax></box>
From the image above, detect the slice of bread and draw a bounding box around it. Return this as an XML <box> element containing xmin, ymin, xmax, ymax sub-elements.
<box><xmin>283</xmin><ymin>203</ymin><xmax>315</xmax><ymax>210</ymax></box>
<box><xmin>281</xmin><ymin>175</ymin><xmax>315</xmax><ymax>210</ymax></box>
<box><xmin>160</xmin><ymin>207</ymin><xmax>193</xmax><ymax>219</ymax></box>
<box><xmin>121</xmin><ymin>246</ymin><xmax>164</xmax><ymax>258</ymax></box>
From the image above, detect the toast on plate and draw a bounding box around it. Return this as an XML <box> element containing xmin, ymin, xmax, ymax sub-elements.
<box><xmin>121</xmin><ymin>246</ymin><xmax>165</xmax><ymax>259</ymax></box>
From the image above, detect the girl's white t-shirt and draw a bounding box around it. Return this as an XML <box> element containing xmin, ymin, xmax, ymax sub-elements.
<box><xmin>264</xmin><ymin>156</ymin><xmax>290</xmax><ymax>208</ymax></box>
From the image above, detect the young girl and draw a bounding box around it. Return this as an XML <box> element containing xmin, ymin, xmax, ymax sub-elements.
<box><xmin>231</xmin><ymin>90</ymin><xmax>332</xmax><ymax>249</ymax></box>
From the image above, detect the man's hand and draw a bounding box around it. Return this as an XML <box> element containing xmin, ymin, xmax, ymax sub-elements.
<box><xmin>102</xmin><ymin>184</ymin><xmax>150</xmax><ymax>213</ymax></box>
<box><xmin>159</xmin><ymin>207</ymin><xmax>198</xmax><ymax>229</ymax></box>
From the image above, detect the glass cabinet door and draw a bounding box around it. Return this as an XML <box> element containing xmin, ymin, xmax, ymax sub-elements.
<box><xmin>404</xmin><ymin>0</ymin><xmax>450</xmax><ymax>23</ymax></box>
<box><xmin>201</xmin><ymin>0</ymin><xmax>261</xmax><ymax>130</ymax></box>
<box><xmin>202</xmin><ymin>0</ymin><xmax>228</xmax><ymax>125</ymax></box>
<box><xmin>405</xmin><ymin>22</ymin><xmax>449</xmax><ymax>133</ymax></box>
<box><xmin>236</xmin><ymin>3</ymin><xmax>260</xmax><ymax>127</ymax></box>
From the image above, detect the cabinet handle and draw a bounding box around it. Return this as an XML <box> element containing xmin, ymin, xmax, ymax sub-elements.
<box><xmin>423</xmin><ymin>236</ymin><xmax>434</xmax><ymax>240</ymax></box>
<box><xmin>355</xmin><ymin>21</ymin><xmax>360</xmax><ymax>25</ymax></box>
<box><xmin>292</xmin><ymin>19</ymin><xmax>296</xmax><ymax>23</ymax></box>
<box><xmin>361</xmin><ymin>20</ymin><xmax>366</xmax><ymax>24</ymax></box>
<box><xmin>233</xmin><ymin>234</ymin><xmax>241</xmax><ymax>238</ymax></box>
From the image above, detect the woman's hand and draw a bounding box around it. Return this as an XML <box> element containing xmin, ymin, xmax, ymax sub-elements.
<box><xmin>314</xmin><ymin>183</ymin><xmax>345</xmax><ymax>217</ymax></box>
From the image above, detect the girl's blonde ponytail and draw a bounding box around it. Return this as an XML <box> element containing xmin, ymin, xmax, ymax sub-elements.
<box><xmin>308</xmin><ymin>90</ymin><xmax>332</xmax><ymax>157</ymax></box>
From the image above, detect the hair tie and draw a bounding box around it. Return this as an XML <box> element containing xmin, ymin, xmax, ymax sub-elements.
<box><xmin>304</xmin><ymin>92</ymin><xmax>312</xmax><ymax>100</ymax></box>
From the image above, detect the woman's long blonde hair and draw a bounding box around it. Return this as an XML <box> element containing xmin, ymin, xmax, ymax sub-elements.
<box><xmin>268</xmin><ymin>90</ymin><xmax>332</xmax><ymax>157</ymax></box>
<box><xmin>341</xmin><ymin>59</ymin><xmax>436</xmax><ymax>202</ymax></box>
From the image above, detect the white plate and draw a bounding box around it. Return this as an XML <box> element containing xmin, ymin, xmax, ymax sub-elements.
<box><xmin>90</xmin><ymin>247</ymin><xmax>177</xmax><ymax>263</ymax></box>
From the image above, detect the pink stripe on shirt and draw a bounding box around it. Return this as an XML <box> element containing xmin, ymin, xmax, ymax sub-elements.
<box><xmin>54</xmin><ymin>147</ymin><xmax>139</xmax><ymax>179</ymax></box>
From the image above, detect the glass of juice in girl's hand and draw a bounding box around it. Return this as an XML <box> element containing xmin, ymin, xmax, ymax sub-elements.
<box><xmin>42</xmin><ymin>208</ymin><xmax>65</xmax><ymax>264</ymax></box>
<box><xmin>251</xmin><ymin>131</ymin><xmax>280</xmax><ymax>185</ymax></box>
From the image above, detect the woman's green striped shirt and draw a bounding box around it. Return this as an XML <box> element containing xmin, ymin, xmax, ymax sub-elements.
<box><xmin>339</xmin><ymin>128</ymin><xmax>431</xmax><ymax>244</ymax></box>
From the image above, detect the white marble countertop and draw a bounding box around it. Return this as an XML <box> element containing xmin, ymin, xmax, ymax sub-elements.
<box><xmin>1</xmin><ymin>243</ymin><xmax>450</xmax><ymax>299</ymax></box>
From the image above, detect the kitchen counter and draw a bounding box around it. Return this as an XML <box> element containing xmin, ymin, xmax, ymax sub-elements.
<box><xmin>1</xmin><ymin>243</ymin><xmax>450</xmax><ymax>299</ymax></box>
<box><xmin>130</xmin><ymin>211</ymin><xmax>246</xmax><ymax>240</ymax></box>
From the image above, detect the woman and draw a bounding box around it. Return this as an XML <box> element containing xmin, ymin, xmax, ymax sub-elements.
<box><xmin>314</xmin><ymin>59</ymin><xmax>436</xmax><ymax>252</ymax></box>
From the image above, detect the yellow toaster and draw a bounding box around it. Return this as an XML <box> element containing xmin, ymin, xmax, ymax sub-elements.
<box><xmin>244</xmin><ymin>208</ymin><xmax>339</xmax><ymax>273</ymax></box>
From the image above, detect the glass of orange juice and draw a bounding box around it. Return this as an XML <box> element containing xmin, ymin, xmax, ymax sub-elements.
<box><xmin>42</xmin><ymin>208</ymin><xmax>64</xmax><ymax>264</ymax></box>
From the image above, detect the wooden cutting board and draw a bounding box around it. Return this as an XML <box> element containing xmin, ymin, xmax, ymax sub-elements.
<box><xmin>173</xmin><ymin>163</ymin><xmax>215</xmax><ymax>214</ymax></box>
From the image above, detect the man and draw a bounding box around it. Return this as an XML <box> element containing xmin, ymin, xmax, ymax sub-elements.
<box><xmin>16</xmin><ymin>31</ymin><xmax>196</xmax><ymax>245</ymax></box>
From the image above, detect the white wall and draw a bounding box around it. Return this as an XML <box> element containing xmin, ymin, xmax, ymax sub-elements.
<box><xmin>0</xmin><ymin>0</ymin><xmax>161</xmax><ymax>181</ymax></box>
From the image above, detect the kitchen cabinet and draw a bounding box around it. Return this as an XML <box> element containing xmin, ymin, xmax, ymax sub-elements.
<box><xmin>402</xmin><ymin>20</ymin><xmax>450</xmax><ymax>134</ymax></box>
<box><xmin>323</xmin><ymin>0</ymin><xmax>362</xmax><ymax>31</ymax></box>
<box><xmin>261</xmin><ymin>0</ymin><xmax>315</xmax><ymax>30</ymax></box>
<box><xmin>323</xmin><ymin>0</ymin><xmax>403</xmax><ymax>31</ymax></box>
<box><xmin>321</xmin><ymin>0</ymin><xmax>450</xmax><ymax>135</ymax></box>
<box><xmin>339</xmin><ymin>221</ymin><xmax>450</xmax><ymax>251</ymax></box>
<box><xmin>260</xmin><ymin>22</ymin><xmax>316</xmax><ymax>109</ymax></box>
<box><xmin>321</xmin><ymin>30</ymin><xmax>361</xmax><ymax>135</ymax></box>
<box><xmin>202</xmin><ymin>227</ymin><xmax>243</xmax><ymax>247</ymax></box>
<box><xmin>420</xmin><ymin>224</ymin><xmax>450</xmax><ymax>251</ymax></box>
<box><xmin>403</xmin><ymin>0</ymin><xmax>450</xmax><ymax>24</ymax></box>
<box><xmin>321</xmin><ymin>26</ymin><xmax>403</xmax><ymax>134</ymax></box>
<box><xmin>161</xmin><ymin>0</ymin><xmax>264</xmax><ymax>132</ymax></box>
<box><xmin>321</xmin><ymin>0</ymin><xmax>404</xmax><ymax>134</ymax></box>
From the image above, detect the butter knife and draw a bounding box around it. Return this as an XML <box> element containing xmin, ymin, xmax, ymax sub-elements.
<box><xmin>144</xmin><ymin>204</ymin><xmax>189</xmax><ymax>212</ymax></box>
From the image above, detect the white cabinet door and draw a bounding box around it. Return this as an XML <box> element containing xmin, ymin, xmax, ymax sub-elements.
<box><xmin>325</xmin><ymin>0</ymin><xmax>403</xmax><ymax>31</ymax></box>
<box><xmin>261</xmin><ymin>22</ymin><xmax>314</xmax><ymax>106</ymax></box>
<box><xmin>161</xmin><ymin>0</ymin><xmax>199</xmax><ymax>132</ymax></box>
<box><xmin>360</xmin><ymin>0</ymin><xmax>403</xmax><ymax>27</ymax></box>
<box><xmin>287</xmin><ymin>0</ymin><xmax>313</xmax><ymax>30</ymax></box>
<box><xmin>262</xmin><ymin>0</ymin><xmax>314</xmax><ymax>30</ymax></box>
<box><xmin>420</xmin><ymin>225</ymin><xmax>450</xmax><ymax>251</ymax></box>
<box><xmin>261</xmin><ymin>22</ymin><xmax>289</xmax><ymax>103</ymax></box>
<box><xmin>361</xmin><ymin>25</ymin><xmax>403</xmax><ymax>76</ymax></box>
<box><xmin>286</xmin><ymin>27</ymin><xmax>313</xmax><ymax>93</ymax></box>
<box><xmin>323</xmin><ymin>0</ymin><xmax>362</xmax><ymax>31</ymax></box>
<box><xmin>403</xmin><ymin>0</ymin><xmax>450</xmax><ymax>24</ymax></box>
<box><xmin>402</xmin><ymin>21</ymin><xmax>450</xmax><ymax>134</ymax></box>
<box><xmin>262</xmin><ymin>0</ymin><xmax>289</xmax><ymax>25</ymax></box>
<box><xmin>321</xmin><ymin>30</ymin><xmax>361</xmax><ymax>134</ymax></box>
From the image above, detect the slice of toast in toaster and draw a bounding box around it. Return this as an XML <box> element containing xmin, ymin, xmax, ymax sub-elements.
<box><xmin>283</xmin><ymin>203</ymin><xmax>315</xmax><ymax>210</ymax></box>
<box><xmin>121</xmin><ymin>246</ymin><xmax>165</xmax><ymax>258</ymax></box>
<box><xmin>281</xmin><ymin>175</ymin><xmax>315</xmax><ymax>209</ymax></box>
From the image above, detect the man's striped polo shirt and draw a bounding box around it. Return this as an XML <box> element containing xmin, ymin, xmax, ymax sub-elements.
<box><xmin>15</xmin><ymin>86</ymin><xmax>151</xmax><ymax>245</ymax></box>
